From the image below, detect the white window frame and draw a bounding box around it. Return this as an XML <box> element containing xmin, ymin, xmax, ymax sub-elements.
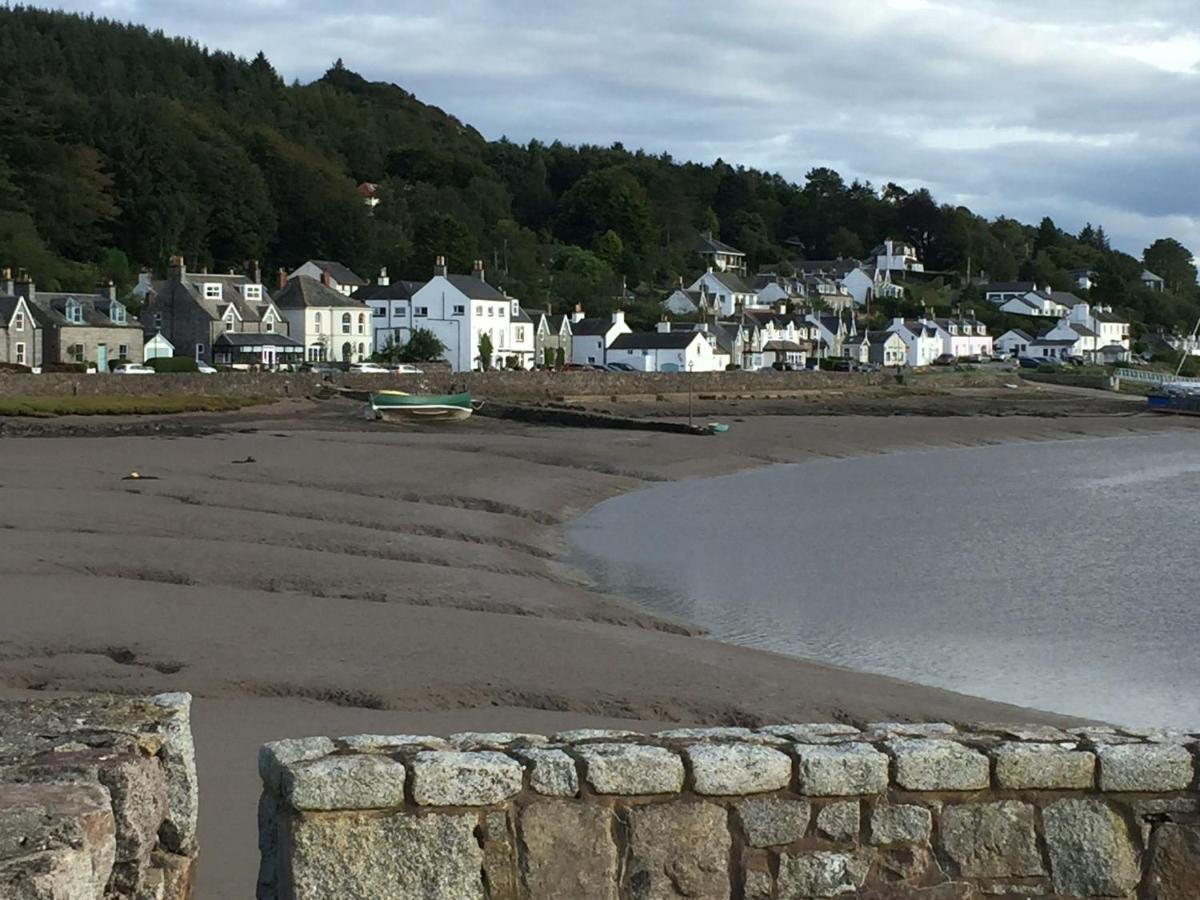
<box><xmin>204</xmin><ymin>283</ymin><xmax>222</xmax><ymax>300</ymax></box>
<box><xmin>242</xmin><ymin>284</ymin><xmax>263</xmax><ymax>302</ymax></box>
<box><xmin>13</xmin><ymin>311</ymin><xmax>24</xmax><ymax>331</ymax></box>
<box><xmin>14</xmin><ymin>342</ymin><xmax>25</xmax><ymax>365</ymax></box>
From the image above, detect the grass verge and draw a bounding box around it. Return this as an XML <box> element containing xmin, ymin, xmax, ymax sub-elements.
<box><xmin>0</xmin><ymin>394</ymin><xmax>273</xmax><ymax>417</ymax></box>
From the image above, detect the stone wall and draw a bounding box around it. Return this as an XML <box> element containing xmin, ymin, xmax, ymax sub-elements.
<box><xmin>259</xmin><ymin>722</ymin><xmax>1199</xmax><ymax>899</ymax></box>
<box><xmin>0</xmin><ymin>693</ymin><xmax>198</xmax><ymax>899</ymax></box>
<box><xmin>0</xmin><ymin>369</ymin><xmax>1011</xmax><ymax>402</ymax></box>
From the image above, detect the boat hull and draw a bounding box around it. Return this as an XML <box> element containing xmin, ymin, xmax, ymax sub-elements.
<box><xmin>370</xmin><ymin>391</ymin><xmax>473</xmax><ymax>423</ymax></box>
<box><xmin>1147</xmin><ymin>393</ymin><xmax>1200</xmax><ymax>416</ymax></box>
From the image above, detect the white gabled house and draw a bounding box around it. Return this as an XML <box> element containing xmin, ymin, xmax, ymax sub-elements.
<box><xmin>997</xmin><ymin>289</ymin><xmax>1073</xmax><ymax>319</ymax></box>
<box><xmin>925</xmin><ymin>313</ymin><xmax>993</xmax><ymax>358</ymax></box>
<box><xmin>353</xmin><ymin>268</ymin><xmax>427</xmax><ymax>354</ymax></box>
<box><xmin>408</xmin><ymin>257</ymin><xmax>518</xmax><ymax>371</ymax></box>
<box><xmin>273</xmin><ymin>272</ymin><xmax>372</xmax><ymax>364</ymax></box>
<box><xmin>887</xmin><ymin>318</ymin><xmax>943</xmax><ymax>367</ymax></box>
<box><xmin>506</xmin><ymin>304</ymin><xmax>535</xmax><ymax>370</ymax></box>
<box><xmin>995</xmin><ymin>328</ymin><xmax>1033</xmax><ymax>358</ymax></box>
<box><xmin>688</xmin><ymin>269</ymin><xmax>759</xmax><ymax>317</ymax></box>
<box><xmin>288</xmin><ymin>260</ymin><xmax>368</xmax><ymax>297</ymax></box>
<box><xmin>873</xmin><ymin>239</ymin><xmax>924</xmax><ymax>274</ymax></box>
<box><xmin>569</xmin><ymin>309</ymin><xmax>632</xmax><ymax>366</ymax></box>
<box><xmin>607</xmin><ymin>329</ymin><xmax>720</xmax><ymax>372</ymax></box>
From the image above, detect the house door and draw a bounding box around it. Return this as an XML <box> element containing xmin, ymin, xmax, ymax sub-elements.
<box><xmin>96</xmin><ymin>344</ymin><xmax>108</xmax><ymax>372</ymax></box>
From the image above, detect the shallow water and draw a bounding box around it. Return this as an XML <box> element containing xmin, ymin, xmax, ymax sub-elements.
<box><xmin>571</xmin><ymin>430</ymin><xmax>1200</xmax><ymax>728</ymax></box>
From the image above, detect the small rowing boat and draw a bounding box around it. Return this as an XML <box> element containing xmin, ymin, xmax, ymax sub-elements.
<box><xmin>370</xmin><ymin>390</ymin><xmax>473</xmax><ymax>422</ymax></box>
<box><xmin>1147</xmin><ymin>382</ymin><xmax>1200</xmax><ymax>416</ymax></box>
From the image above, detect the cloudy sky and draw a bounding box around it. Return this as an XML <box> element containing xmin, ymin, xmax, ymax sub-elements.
<box><xmin>71</xmin><ymin>0</ymin><xmax>1200</xmax><ymax>256</ymax></box>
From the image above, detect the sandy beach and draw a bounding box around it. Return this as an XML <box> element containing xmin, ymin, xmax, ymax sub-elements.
<box><xmin>0</xmin><ymin>394</ymin><xmax>1191</xmax><ymax>898</ymax></box>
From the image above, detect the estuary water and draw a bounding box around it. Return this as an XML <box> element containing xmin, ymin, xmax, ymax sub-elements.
<box><xmin>571</xmin><ymin>430</ymin><xmax>1200</xmax><ymax>728</ymax></box>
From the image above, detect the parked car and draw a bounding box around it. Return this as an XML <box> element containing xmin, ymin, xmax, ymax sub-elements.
<box><xmin>1066</xmin><ymin>355</ymin><xmax>1086</xmax><ymax>367</ymax></box>
<box><xmin>826</xmin><ymin>359</ymin><xmax>851</xmax><ymax>372</ymax></box>
<box><xmin>1017</xmin><ymin>357</ymin><xmax>1042</xmax><ymax>369</ymax></box>
<box><xmin>606</xmin><ymin>362</ymin><xmax>636</xmax><ymax>372</ymax></box>
<box><xmin>933</xmin><ymin>353</ymin><xmax>957</xmax><ymax>366</ymax></box>
<box><xmin>113</xmin><ymin>362</ymin><xmax>154</xmax><ymax>375</ymax></box>
<box><xmin>560</xmin><ymin>363</ymin><xmax>592</xmax><ymax>371</ymax></box>
<box><xmin>391</xmin><ymin>364</ymin><xmax>424</xmax><ymax>374</ymax></box>
<box><xmin>195</xmin><ymin>361</ymin><xmax>218</xmax><ymax>374</ymax></box>
<box><xmin>771</xmin><ymin>361</ymin><xmax>796</xmax><ymax>371</ymax></box>
<box><xmin>349</xmin><ymin>362</ymin><xmax>390</xmax><ymax>374</ymax></box>
<box><xmin>300</xmin><ymin>362</ymin><xmax>341</xmax><ymax>375</ymax></box>
<box><xmin>964</xmin><ymin>354</ymin><xmax>985</xmax><ymax>364</ymax></box>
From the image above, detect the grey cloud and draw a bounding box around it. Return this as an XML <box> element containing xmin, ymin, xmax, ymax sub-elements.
<box><xmin>61</xmin><ymin>0</ymin><xmax>1200</xmax><ymax>253</ymax></box>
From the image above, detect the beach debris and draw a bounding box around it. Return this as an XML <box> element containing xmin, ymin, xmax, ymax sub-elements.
<box><xmin>232</xmin><ymin>456</ymin><xmax>257</xmax><ymax>464</ymax></box>
<box><xmin>122</xmin><ymin>471</ymin><xmax>159</xmax><ymax>481</ymax></box>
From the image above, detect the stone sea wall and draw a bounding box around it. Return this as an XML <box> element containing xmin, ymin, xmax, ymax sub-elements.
<box><xmin>0</xmin><ymin>368</ymin><xmax>1011</xmax><ymax>402</ymax></box>
<box><xmin>259</xmin><ymin>722</ymin><xmax>1199</xmax><ymax>899</ymax></box>
<box><xmin>0</xmin><ymin>693</ymin><xmax>198</xmax><ymax>900</ymax></box>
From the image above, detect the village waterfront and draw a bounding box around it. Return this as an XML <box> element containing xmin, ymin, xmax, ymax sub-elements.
<box><xmin>573</xmin><ymin>427</ymin><xmax>1200</xmax><ymax>730</ymax></box>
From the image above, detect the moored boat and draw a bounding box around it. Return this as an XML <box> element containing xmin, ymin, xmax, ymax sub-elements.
<box><xmin>370</xmin><ymin>390</ymin><xmax>473</xmax><ymax>422</ymax></box>
<box><xmin>1146</xmin><ymin>382</ymin><xmax>1200</xmax><ymax>416</ymax></box>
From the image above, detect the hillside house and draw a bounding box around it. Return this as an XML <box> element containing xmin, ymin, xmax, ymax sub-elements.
<box><xmin>288</xmin><ymin>260</ymin><xmax>367</xmax><ymax>297</ymax></box>
<box><xmin>688</xmin><ymin>269</ymin><xmax>759</xmax><ymax>317</ymax></box>
<box><xmin>984</xmin><ymin>282</ymin><xmax>1037</xmax><ymax>305</ymax></box>
<box><xmin>569</xmin><ymin>309</ymin><xmax>632</xmax><ymax>366</ymax></box>
<box><xmin>144</xmin><ymin>258</ymin><xmax>298</xmax><ymax>367</ymax></box>
<box><xmin>694</xmin><ymin>231</ymin><xmax>747</xmax><ymax>275</ymax></box>
<box><xmin>274</xmin><ymin>271</ymin><xmax>372</xmax><ymax>364</ymax></box>
<box><xmin>1141</xmin><ymin>270</ymin><xmax>1165</xmax><ymax>292</ymax></box>
<box><xmin>998</xmin><ymin>290</ymin><xmax>1073</xmax><ymax>318</ymax></box>
<box><xmin>873</xmin><ymin>239</ymin><xmax>924</xmax><ymax>274</ymax></box>
<box><xmin>663</xmin><ymin>282</ymin><xmax>720</xmax><ymax>318</ymax></box>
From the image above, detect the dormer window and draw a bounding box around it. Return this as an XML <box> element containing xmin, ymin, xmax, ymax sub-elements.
<box><xmin>242</xmin><ymin>284</ymin><xmax>263</xmax><ymax>302</ymax></box>
<box><xmin>66</xmin><ymin>300</ymin><xmax>83</xmax><ymax>324</ymax></box>
<box><xmin>13</xmin><ymin>311</ymin><xmax>23</xmax><ymax>331</ymax></box>
<box><xmin>204</xmin><ymin>283</ymin><xmax>222</xmax><ymax>300</ymax></box>
<box><xmin>110</xmin><ymin>304</ymin><xmax>126</xmax><ymax>325</ymax></box>
<box><xmin>511</xmin><ymin>301</ymin><xmax>519</xmax><ymax>318</ymax></box>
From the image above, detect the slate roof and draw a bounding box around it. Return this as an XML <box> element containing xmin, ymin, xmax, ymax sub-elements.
<box><xmin>305</xmin><ymin>260</ymin><xmax>367</xmax><ymax>287</ymax></box>
<box><xmin>1070</xmin><ymin>323</ymin><xmax>1098</xmax><ymax>338</ymax></box>
<box><xmin>704</xmin><ymin>270</ymin><xmax>754</xmax><ymax>294</ymax></box>
<box><xmin>762</xmin><ymin>339</ymin><xmax>806</xmax><ymax>352</ymax></box>
<box><xmin>1142</xmin><ymin>269</ymin><xmax>1164</xmax><ymax>282</ymax></box>
<box><xmin>1091</xmin><ymin>309</ymin><xmax>1127</xmax><ymax>323</ymax></box>
<box><xmin>353</xmin><ymin>280</ymin><xmax>424</xmax><ymax>301</ymax></box>
<box><xmin>444</xmin><ymin>274</ymin><xmax>506</xmax><ymax>301</ymax></box>
<box><xmin>0</xmin><ymin>297</ymin><xmax>22</xmax><ymax>323</ymax></box>
<box><xmin>610</xmin><ymin>332</ymin><xmax>702</xmax><ymax>351</ymax></box>
<box><xmin>29</xmin><ymin>294</ymin><xmax>141</xmax><ymax>330</ymax></box>
<box><xmin>512</xmin><ymin>306</ymin><xmax>532</xmax><ymax>324</ymax></box>
<box><xmin>1002</xmin><ymin>328</ymin><xmax>1034</xmax><ymax>341</ymax></box>
<box><xmin>571</xmin><ymin>317</ymin><xmax>618</xmax><ymax>336</ymax></box>
<box><xmin>274</xmin><ymin>275</ymin><xmax>369</xmax><ymax>309</ymax></box>
<box><xmin>215</xmin><ymin>332</ymin><xmax>302</xmax><ymax>347</ymax></box>
<box><xmin>178</xmin><ymin>273</ymin><xmax>273</xmax><ymax>323</ymax></box>
<box><xmin>693</xmin><ymin>232</ymin><xmax>745</xmax><ymax>257</ymax></box>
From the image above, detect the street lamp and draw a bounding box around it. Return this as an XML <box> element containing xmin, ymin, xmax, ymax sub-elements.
<box><xmin>688</xmin><ymin>359</ymin><xmax>695</xmax><ymax>428</ymax></box>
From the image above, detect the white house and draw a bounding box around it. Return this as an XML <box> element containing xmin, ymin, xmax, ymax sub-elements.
<box><xmin>985</xmin><ymin>281</ymin><xmax>1037</xmax><ymax>305</ymax></box>
<box><xmin>873</xmin><ymin>239</ymin><xmax>924</xmax><ymax>274</ymax></box>
<box><xmin>998</xmin><ymin>290</ymin><xmax>1072</xmax><ymax>318</ymax></box>
<box><xmin>1068</xmin><ymin>269</ymin><xmax>1099</xmax><ymax>292</ymax></box>
<box><xmin>273</xmin><ymin>273</ymin><xmax>372</xmax><ymax>364</ymax></box>
<box><xmin>288</xmin><ymin>260</ymin><xmax>367</xmax><ymax>297</ymax></box>
<box><xmin>569</xmin><ymin>309</ymin><xmax>632</xmax><ymax>366</ymax></box>
<box><xmin>688</xmin><ymin>269</ymin><xmax>759</xmax><ymax>317</ymax></box>
<box><xmin>1141</xmin><ymin>270</ymin><xmax>1165</xmax><ymax>292</ymax></box>
<box><xmin>1026</xmin><ymin>337</ymin><xmax>1079</xmax><ymax>360</ymax></box>
<box><xmin>409</xmin><ymin>258</ymin><xmax>519</xmax><ymax>371</ymax></box>
<box><xmin>995</xmin><ymin>328</ymin><xmax>1034</xmax><ymax>358</ymax></box>
<box><xmin>506</xmin><ymin>305</ymin><xmax>535</xmax><ymax>369</ymax></box>
<box><xmin>925</xmin><ymin>314</ymin><xmax>993</xmax><ymax>358</ymax></box>
<box><xmin>887</xmin><ymin>318</ymin><xmax>943</xmax><ymax>367</ymax></box>
<box><xmin>607</xmin><ymin>329</ymin><xmax>719</xmax><ymax>372</ymax></box>
<box><xmin>353</xmin><ymin>268</ymin><xmax>427</xmax><ymax>353</ymax></box>
<box><xmin>869</xmin><ymin>330</ymin><xmax>909</xmax><ymax>367</ymax></box>
<box><xmin>1065</xmin><ymin>302</ymin><xmax>1130</xmax><ymax>355</ymax></box>
<box><xmin>663</xmin><ymin>283</ymin><xmax>719</xmax><ymax>317</ymax></box>
<box><xmin>694</xmin><ymin>232</ymin><xmax>747</xmax><ymax>275</ymax></box>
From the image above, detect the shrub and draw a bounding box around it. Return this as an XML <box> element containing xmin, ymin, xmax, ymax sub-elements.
<box><xmin>1037</xmin><ymin>364</ymin><xmax>1058</xmax><ymax>373</ymax></box>
<box><xmin>146</xmin><ymin>356</ymin><xmax>200</xmax><ymax>373</ymax></box>
<box><xmin>42</xmin><ymin>362</ymin><xmax>87</xmax><ymax>373</ymax></box>
<box><xmin>0</xmin><ymin>362</ymin><xmax>32</xmax><ymax>374</ymax></box>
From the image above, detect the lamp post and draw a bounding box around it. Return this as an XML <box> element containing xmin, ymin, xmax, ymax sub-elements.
<box><xmin>688</xmin><ymin>359</ymin><xmax>695</xmax><ymax>428</ymax></box>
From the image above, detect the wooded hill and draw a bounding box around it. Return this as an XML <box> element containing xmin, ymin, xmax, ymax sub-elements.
<box><xmin>1</xmin><ymin>5</ymin><xmax>1197</xmax><ymax>339</ymax></box>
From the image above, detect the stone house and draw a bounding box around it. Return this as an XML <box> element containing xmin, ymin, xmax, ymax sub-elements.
<box><xmin>142</xmin><ymin>258</ymin><xmax>300</xmax><ymax>367</ymax></box>
<box><xmin>531</xmin><ymin>312</ymin><xmax>572</xmax><ymax>367</ymax></box>
<box><xmin>34</xmin><ymin>294</ymin><xmax>144</xmax><ymax>368</ymax></box>
<box><xmin>274</xmin><ymin>272</ymin><xmax>373</xmax><ymax>364</ymax></box>
<box><xmin>0</xmin><ymin>268</ymin><xmax>41</xmax><ymax>368</ymax></box>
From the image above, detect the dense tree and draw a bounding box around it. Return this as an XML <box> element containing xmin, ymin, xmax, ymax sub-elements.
<box><xmin>1143</xmin><ymin>238</ymin><xmax>1197</xmax><ymax>293</ymax></box>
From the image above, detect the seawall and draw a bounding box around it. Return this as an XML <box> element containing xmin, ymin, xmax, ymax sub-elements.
<box><xmin>0</xmin><ymin>693</ymin><xmax>199</xmax><ymax>899</ymax></box>
<box><xmin>259</xmin><ymin>722</ymin><xmax>1199</xmax><ymax>899</ymax></box>
<box><xmin>0</xmin><ymin>369</ymin><xmax>1013</xmax><ymax>402</ymax></box>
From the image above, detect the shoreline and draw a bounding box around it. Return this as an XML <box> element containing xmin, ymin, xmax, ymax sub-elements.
<box><xmin>1</xmin><ymin>400</ymin><xmax>1194</xmax><ymax>898</ymax></box>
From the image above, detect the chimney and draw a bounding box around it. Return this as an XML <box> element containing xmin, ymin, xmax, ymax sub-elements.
<box><xmin>611</xmin><ymin>310</ymin><xmax>625</xmax><ymax>326</ymax></box>
<box><xmin>472</xmin><ymin>259</ymin><xmax>486</xmax><ymax>284</ymax></box>
<box><xmin>1</xmin><ymin>267</ymin><xmax>13</xmax><ymax>296</ymax></box>
<box><xmin>250</xmin><ymin>259</ymin><xmax>262</xmax><ymax>285</ymax></box>
<box><xmin>13</xmin><ymin>268</ymin><xmax>34</xmax><ymax>303</ymax></box>
<box><xmin>378</xmin><ymin>266</ymin><xmax>389</xmax><ymax>287</ymax></box>
<box><xmin>320</xmin><ymin>267</ymin><xmax>332</xmax><ymax>287</ymax></box>
<box><xmin>656</xmin><ymin>318</ymin><xmax>671</xmax><ymax>334</ymax></box>
<box><xmin>571</xmin><ymin>304</ymin><xmax>585</xmax><ymax>324</ymax></box>
<box><xmin>168</xmin><ymin>255</ymin><xmax>186</xmax><ymax>283</ymax></box>
<box><xmin>433</xmin><ymin>255</ymin><xmax>448</xmax><ymax>277</ymax></box>
<box><xmin>278</xmin><ymin>268</ymin><xmax>287</xmax><ymax>290</ymax></box>
<box><xmin>95</xmin><ymin>279</ymin><xmax>116</xmax><ymax>301</ymax></box>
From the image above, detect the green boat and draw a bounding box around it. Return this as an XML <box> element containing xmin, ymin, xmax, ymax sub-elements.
<box><xmin>370</xmin><ymin>390</ymin><xmax>474</xmax><ymax>422</ymax></box>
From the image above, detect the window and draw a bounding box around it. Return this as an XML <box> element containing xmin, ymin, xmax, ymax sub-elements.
<box><xmin>66</xmin><ymin>301</ymin><xmax>83</xmax><ymax>324</ymax></box>
<box><xmin>357</xmin><ymin>314</ymin><xmax>365</xmax><ymax>334</ymax></box>
<box><xmin>14</xmin><ymin>343</ymin><xmax>24</xmax><ymax>365</ymax></box>
<box><xmin>394</xmin><ymin>306</ymin><xmax>407</xmax><ymax>318</ymax></box>
<box><xmin>225</xmin><ymin>319</ymin><xmax>234</xmax><ymax>332</ymax></box>
<box><xmin>414</xmin><ymin>307</ymin><xmax>428</xmax><ymax>318</ymax></box>
<box><xmin>110</xmin><ymin>305</ymin><xmax>126</xmax><ymax>325</ymax></box>
<box><xmin>265</xmin><ymin>320</ymin><xmax>274</xmax><ymax>333</ymax></box>
<box><xmin>204</xmin><ymin>283</ymin><xmax>222</xmax><ymax>300</ymax></box>
<box><xmin>476</xmin><ymin>306</ymin><xmax>482</xmax><ymax>316</ymax></box>
<box><xmin>118</xmin><ymin>344</ymin><xmax>129</xmax><ymax>359</ymax></box>
<box><xmin>153</xmin><ymin>312</ymin><xmax>162</xmax><ymax>329</ymax></box>
<box><xmin>195</xmin><ymin>344</ymin><xmax>205</xmax><ymax>360</ymax></box>
<box><xmin>488</xmin><ymin>307</ymin><xmax>494</xmax><ymax>317</ymax></box>
<box><xmin>341</xmin><ymin>312</ymin><xmax>351</xmax><ymax>334</ymax></box>
<box><xmin>314</xmin><ymin>312</ymin><xmax>322</xmax><ymax>329</ymax></box>
<box><xmin>516</xmin><ymin>327</ymin><xmax>525</xmax><ymax>342</ymax></box>
<box><xmin>71</xmin><ymin>344</ymin><xmax>84</xmax><ymax>363</ymax></box>
<box><xmin>374</xmin><ymin>307</ymin><xmax>386</xmax><ymax>318</ymax></box>
<box><xmin>511</xmin><ymin>301</ymin><xmax>519</xmax><ymax>318</ymax></box>
<box><xmin>498</xmin><ymin>306</ymin><xmax>505</xmax><ymax>318</ymax></box>
<box><xmin>453</xmin><ymin>305</ymin><xmax>465</xmax><ymax>316</ymax></box>
<box><xmin>243</xmin><ymin>285</ymin><xmax>262</xmax><ymax>301</ymax></box>
<box><xmin>358</xmin><ymin>343</ymin><xmax>365</xmax><ymax>357</ymax></box>
<box><xmin>13</xmin><ymin>311</ymin><xmax>23</xmax><ymax>331</ymax></box>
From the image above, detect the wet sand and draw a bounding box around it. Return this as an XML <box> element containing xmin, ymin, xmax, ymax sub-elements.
<box><xmin>0</xmin><ymin>398</ymin><xmax>1191</xmax><ymax>898</ymax></box>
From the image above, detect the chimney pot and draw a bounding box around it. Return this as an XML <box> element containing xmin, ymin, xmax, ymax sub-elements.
<box><xmin>434</xmin><ymin>256</ymin><xmax>448</xmax><ymax>277</ymax></box>
<box><xmin>278</xmin><ymin>268</ymin><xmax>287</xmax><ymax>290</ymax></box>
<box><xmin>321</xmin><ymin>268</ymin><xmax>332</xmax><ymax>287</ymax></box>
<box><xmin>378</xmin><ymin>266</ymin><xmax>389</xmax><ymax>287</ymax></box>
